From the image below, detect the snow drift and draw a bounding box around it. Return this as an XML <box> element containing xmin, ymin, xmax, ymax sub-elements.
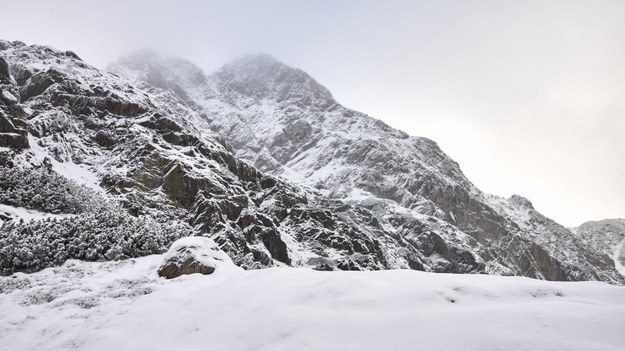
<box><xmin>1</xmin><ymin>254</ymin><xmax>624</xmax><ymax>351</ymax></box>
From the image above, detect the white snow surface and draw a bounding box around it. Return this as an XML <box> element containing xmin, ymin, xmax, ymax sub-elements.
<box><xmin>0</xmin><ymin>204</ymin><xmax>75</xmax><ymax>221</ymax></box>
<box><xmin>25</xmin><ymin>135</ymin><xmax>103</xmax><ymax>192</ymax></box>
<box><xmin>1</xmin><ymin>255</ymin><xmax>624</xmax><ymax>351</ymax></box>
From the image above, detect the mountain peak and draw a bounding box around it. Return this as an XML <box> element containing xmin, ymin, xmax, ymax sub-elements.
<box><xmin>508</xmin><ymin>194</ymin><xmax>534</xmax><ymax>210</ymax></box>
<box><xmin>220</xmin><ymin>54</ymin><xmax>297</xmax><ymax>76</ymax></box>
<box><xmin>229</xmin><ymin>53</ymin><xmax>281</xmax><ymax>66</ymax></box>
<box><xmin>109</xmin><ymin>50</ymin><xmax>209</xmax><ymax>92</ymax></box>
<box><xmin>214</xmin><ymin>54</ymin><xmax>336</xmax><ymax>108</ymax></box>
<box><xmin>116</xmin><ymin>49</ymin><xmax>162</xmax><ymax>63</ymax></box>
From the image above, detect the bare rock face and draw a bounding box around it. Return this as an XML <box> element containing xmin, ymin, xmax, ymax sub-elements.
<box><xmin>508</xmin><ymin>194</ymin><xmax>534</xmax><ymax>210</ymax></box>
<box><xmin>574</xmin><ymin>219</ymin><xmax>625</xmax><ymax>277</ymax></box>
<box><xmin>0</xmin><ymin>56</ymin><xmax>29</xmax><ymax>150</ymax></box>
<box><xmin>0</xmin><ymin>57</ymin><xmax>10</xmax><ymax>82</ymax></box>
<box><xmin>0</xmin><ymin>114</ymin><xmax>28</xmax><ymax>149</ymax></box>
<box><xmin>157</xmin><ymin>237</ymin><xmax>234</xmax><ymax>279</ymax></box>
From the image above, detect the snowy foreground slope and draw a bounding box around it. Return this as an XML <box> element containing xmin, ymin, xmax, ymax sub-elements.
<box><xmin>1</xmin><ymin>254</ymin><xmax>624</xmax><ymax>351</ymax></box>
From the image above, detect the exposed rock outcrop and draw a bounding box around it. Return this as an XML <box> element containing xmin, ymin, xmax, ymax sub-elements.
<box><xmin>158</xmin><ymin>237</ymin><xmax>234</xmax><ymax>279</ymax></box>
<box><xmin>0</xmin><ymin>56</ymin><xmax>28</xmax><ymax>149</ymax></box>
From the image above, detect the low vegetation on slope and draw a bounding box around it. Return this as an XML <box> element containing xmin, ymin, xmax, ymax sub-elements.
<box><xmin>0</xmin><ymin>165</ymin><xmax>191</xmax><ymax>275</ymax></box>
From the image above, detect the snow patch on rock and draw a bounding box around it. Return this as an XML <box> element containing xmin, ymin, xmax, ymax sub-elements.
<box><xmin>0</xmin><ymin>203</ymin><xmax>75</xmax><ymax>222</ymax></box>
<box><xmin>157</xmin><ymin>237</ymin><xmax>239</xmax><ymax>279</ymax></box>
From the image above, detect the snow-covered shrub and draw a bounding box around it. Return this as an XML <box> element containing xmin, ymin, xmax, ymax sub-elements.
<box><xmin>0</xmin><ymin>165</ymin><xmax>103</xmax><ymax>214</ymax></box>
<box><xmin>0</xmin><ymin>208</ymin><xmax>192</xmax><ymax>275</ymax></box>
<box><xmin>0</xmin><ymin>165</ymin><xmax>195</xmax><ymax>275</ymax></box>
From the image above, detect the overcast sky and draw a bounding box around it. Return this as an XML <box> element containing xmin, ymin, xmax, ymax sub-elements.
<box><xmin>2</xmin><ymin>0</ymin><xmax>624</xmax><ymax>226</ymax></box>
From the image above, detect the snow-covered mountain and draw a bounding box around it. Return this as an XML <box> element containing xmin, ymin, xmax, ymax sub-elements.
<box><xmin>1</xmin><ymin>39</ymin><xmax>623</xmax><ymax>284</ymax></box>
<box><xmin>110</xmin><ymin>50</ymin><xmax>625</xmax><ymax>283</ymax></box>
<box><xmin>1</xmin><ymin>40</ymin><xmax>422</xmax><ymax>274</ymax></box>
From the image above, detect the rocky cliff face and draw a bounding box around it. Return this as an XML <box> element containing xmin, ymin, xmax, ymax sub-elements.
<box><xmin>573</xmin><ymin>219</ymin><xmax>625</xmax><ymax>277</ymax></box>
<box><xmin>0</xmin><ymin>54</ymin><xmax>29</xmax><ymax>151</ymax></box>
<box><xmin>1</xmin><ymin>40</ymin><xmax>622</xmax><ymax>283</ymax></box>
<box><xmin>110</xmin><ymin>51</ymin><xmax>625</xmax><ymax>284</ymax></box>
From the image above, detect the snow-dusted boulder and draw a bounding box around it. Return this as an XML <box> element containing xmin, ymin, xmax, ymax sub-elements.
<box><xmin>157</xmin><ymin>237</ymin><xmax>233</xmax><ymax>279</ymax></box>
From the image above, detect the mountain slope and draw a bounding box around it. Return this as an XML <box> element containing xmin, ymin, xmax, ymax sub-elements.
<box><xmin>1</xmin><ymin>39</ymin><xmax>623</xmax><ymax>284</ymax></box>
<box><xmin>1</xmin><ymin>40</ymin><xmax>471</xmax><ymax>274</ymax></box>
<box><xmin>574</xmin><ymin>219</ymin><xmax>625</xmax><ymax>276</ymax></box>
<box><xmin>110</xmin><ymin>51</ymin><xmax>625</xmax><ymax>284</ymax></box>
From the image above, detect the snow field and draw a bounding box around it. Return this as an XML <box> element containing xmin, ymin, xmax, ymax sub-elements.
<box><xmin>1</xmin><ymin>255</ymin><xmax>624</xmax><ymax>351</ymax></box>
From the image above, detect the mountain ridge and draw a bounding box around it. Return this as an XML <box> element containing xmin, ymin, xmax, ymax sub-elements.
<box><xmin>110</xmin><ymin>49</ymin><xmax>625</xmax><ymax>283</ymax></box>
<box><xmin>0</xmin><ymin>39</ymin><xmax>622</xmax><ymax>284</ymax></box>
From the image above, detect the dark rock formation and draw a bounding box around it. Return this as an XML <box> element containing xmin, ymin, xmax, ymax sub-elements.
<box><xmin>158</xmin><ymin>237</ymin><xmax>221</xmax><ymax>279</ymax></box>
<box><xmin>0</xmin><ymin>56</ymin><xmax>29</xmax><ymax>149</ymax></box>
